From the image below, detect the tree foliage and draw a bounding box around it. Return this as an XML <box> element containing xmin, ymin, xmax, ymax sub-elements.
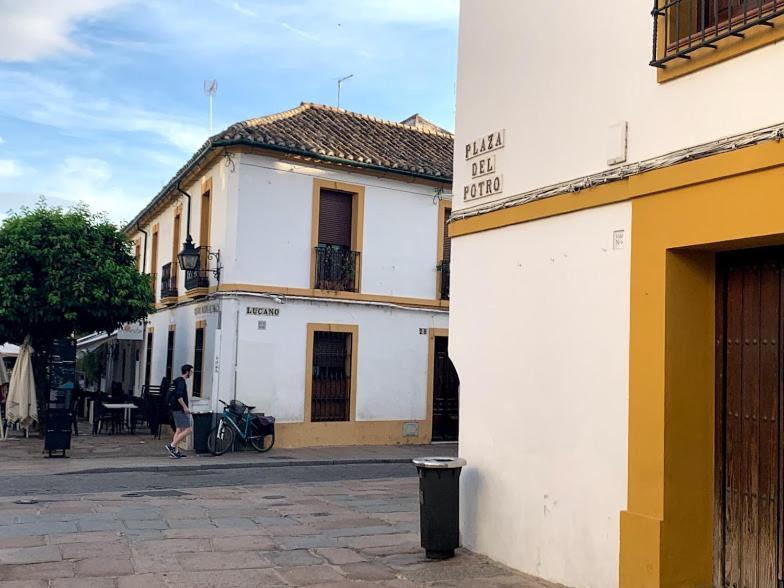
<box><xmin>0</xmin><ymin>201</ymin><xmax>154</xmax><ymax>346</ymax></box>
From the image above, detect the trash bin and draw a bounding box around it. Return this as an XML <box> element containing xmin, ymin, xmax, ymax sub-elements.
<box><xmin>412</xmin><ymin>456</ymin><xmax>467</xmax><ymax>559</ymax></box>
<box><xmin>192</xmin><ymin>412</ymin><xmax>214</xmax><ymax>454</ymax></box>
<box><xmin>44</xmin><ymin>408</ymin><xmax>73</xmax><ymax>457</ymax></box>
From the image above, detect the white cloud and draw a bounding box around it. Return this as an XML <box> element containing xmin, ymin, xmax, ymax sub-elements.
<box><xmin>45</xmin><ymin>157</ymin><xmax>142</xmax><ymax>221</ymax></box>
<box><xmin>0</xmin><ymin>71</ymin><xmax>207</xmax><ymax>154</ymax></box>
<box><xmin>0</xmin><ymin>159</ymin><xmax>22</xmax><ymax>178</ymax></box>
<box><xmin>230</xmin><ymin>1</ymin><xmax>258</xmax><ymax>18</ymax></box>
<box><xmin>0</xmin><ymin>0</ymin><xmax>127</xmax><ymax>62</ymax></box>
<box><xmin>0</xmin><ymin>136</ymin><xmax>4</xmax><ymax>144</ymax></box>
<box><xmin>281</xmin><ymin>22</ymin><xmax>319</xmax><ymax>42</ymax></box>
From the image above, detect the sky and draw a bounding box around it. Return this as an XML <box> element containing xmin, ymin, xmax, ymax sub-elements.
<box><xmin>0</xmin><ymin>0</ymin><xmax>459</xmax><ymax>224</ymax></box>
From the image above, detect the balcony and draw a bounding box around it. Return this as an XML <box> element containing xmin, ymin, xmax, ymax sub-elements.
<box><xmin>439</xmin><ymin>261</ymin><xmax>450</xmax><ymax>300</ymax></box>
<box><xmin>314</xmin><ymin>245</ymin><xmax>360</xmax><ymax>292</ymax></box>
<box><xmin>160</xmin><ymin>262</ymin><xmax>178</xmax><ymax>302</ymax></box>
<box><xmin>651</xmin><ymin>0</ymin><xmax>784</xmax><ymax>68</ymax></box>
<box><xmin>184</xmin><ymin>246</ymin><xmax>211</xmax><ymax>294</ymax></box>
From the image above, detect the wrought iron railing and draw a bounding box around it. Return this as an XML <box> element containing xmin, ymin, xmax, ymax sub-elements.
<box><xmin>651</xmin><ymin>0</ymin><xmax>784</xmax><ymax>68</ymax></box>
<box><xmin>160</xmin><ymin>262</ymin><xmax>178</xmax><ymax>300</ymax></box>
<box><xmin>439</xmin><ymin>261</ymin><xmax>450</xmax><ymax>300</ymax></box>
<box><xmin>314</xmin><ymin>245</ymin><xmax>360</xmax><ymax>292</ymax></box>
<box><xmin>184</xmin><ymin>246</ymin><xmax>211</xmax><ymax>291</ymax></box>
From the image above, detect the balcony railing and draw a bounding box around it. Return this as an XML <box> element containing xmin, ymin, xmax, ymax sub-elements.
<box><xmin>314</xmin><ymin>245</ymin><xmax>360</xmax><ymax>292</ymax></box>
<box><xmin>439</xmin><ymin>261</ymin><xmax>450</xmax><ymax>300</ymax></box>
<box><xmin>651</xmin><ymin>0</ymin><xmax>784</xmax><ymax>68</ymax></box>
<box><xmin>160</xmin><ymin>262</ymin><xmax>178</xmax><ymax>300</ymax></box>
<box><xmin>184</xmin><ymin>246</ymin><xmax>211</xmax><ymax>292</ymax></box>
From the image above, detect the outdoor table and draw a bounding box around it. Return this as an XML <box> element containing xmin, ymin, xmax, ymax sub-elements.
<box><xmin>102</xmin><ymin>402</ymin><xmax>138</xmax><ymax>430</ymax></box>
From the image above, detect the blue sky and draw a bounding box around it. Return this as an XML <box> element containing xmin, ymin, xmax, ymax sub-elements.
<box><xmin>0</xmin><ymin>0</ymin><xmax>458</xmax><ymax>223</ymax></box>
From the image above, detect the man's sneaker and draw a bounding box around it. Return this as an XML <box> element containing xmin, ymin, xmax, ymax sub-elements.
<box><xmin>165</xmin><ymin>443</ymin><xmax>177</xmax><ymax>457</ymax></box>
<box><xmin>175</xmin><ymin>451</ymin><xmax>187</xmax><ymax>458</ymax></box>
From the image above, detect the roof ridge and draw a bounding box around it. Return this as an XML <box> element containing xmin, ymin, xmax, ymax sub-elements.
<box><xmin>240</xmin><ymin>102</ymin><xmax>311</xmax><ymax>127</ymax></box>
<box><xmin>240</xmin><ymin>102</ymin><xmax>453</xmax><ymax>138</ymax></box>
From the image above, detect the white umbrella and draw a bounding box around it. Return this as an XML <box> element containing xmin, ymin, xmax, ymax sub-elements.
<box><xmin>5</xmin><ymin>342</ymin><xmax>37</xmax><ymax>436</ymax></box>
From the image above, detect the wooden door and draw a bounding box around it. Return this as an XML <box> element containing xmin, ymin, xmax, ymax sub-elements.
<box><xmin>716</xmin><ymin>248</ymin><xmax>783</xmax><ymax>588</ymax></box>
<box><xmin>432</xmin><ymin>336</ymin><xmax>459</xmax><ymax>442</ymax></box>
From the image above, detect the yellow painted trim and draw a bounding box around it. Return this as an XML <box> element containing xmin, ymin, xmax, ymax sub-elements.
<box><xmin>168</xmin><ymin>324</ymin><xmax>177</xmax><ymax>332</ymax></box>
<box><xmin>436</xmin><ymin>200</ymin><xmax>451</xmax><ymax>299</ymax></box>
<box><xmin>275</xmin><ymin>420</ymin><xmax>430</xmax><ymax>448</ymax></box>
<box><xmin>425</xmin><ymin>327</ymin><xmax>449</xmax><ymax>442</ymax></box>
<box><xmin>304</xmin><ymin>323</ymin><xmax>359</xmax><ymax>423</ymax></box>
<box><xmin>147</xmin><ymin>326</ymin><xmax>154</xmax><ymax>333</ymax></box>
<box><xmin>622</xmin><ymin>161</ymin><xmax>784</xmax><ymax>587</ymax></box>
<box><xmin>310</xmin><ymin>178</ymin><xmax>366</xmax><ymax>291</ymax></box>
<box><xmin>195</xmin><ymin>320</ymin><xmax>207</xmax><ymax>329</ymax></box>
<box><xmin>655</xmin><ymin>8</ymin><xmax>784</xmax><ymax>83</ymax></box>
<box><xmin>450</xmin><ymin>138</ymin><xmax>784</xmax><ymax>239</ymax></box>
<box><xmin>151</xmin><ymin>226</ymin><xmax>160</xmax><ymax>303</ymax></box>
<box><xmin>186</xmin><ymin>287</ymin><xmax>210</xmax><ymax>299</ymax></box>
<box><xmin>217</xmin><ymin>283</ymin><xmax>449</xmax><ymax>310</ymax></box>
<box><xmin>160</xmin><ymin>297</ymin><xmax>178</xmax><ymax>307</ymax></box>
<box><xmin>171</xmin><ymin>211</ymin><xmax>181</xmax><ymax>283</ymax></box>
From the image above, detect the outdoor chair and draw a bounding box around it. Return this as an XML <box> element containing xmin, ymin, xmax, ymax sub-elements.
<box><xmin>92</xmin><ymin>402</ymin><xmax>122</xmax><ymax>435</ymax></box>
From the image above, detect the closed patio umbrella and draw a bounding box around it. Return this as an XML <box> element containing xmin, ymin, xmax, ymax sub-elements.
<box><xmin>5</xmin><ymin>342</ymin><xmax>38</xmax><ymax>437</ymax></box>
<box><xmin>0</xmin><ymin>352</ymin><xmax>7</xmax><ymax>440</ymax></box>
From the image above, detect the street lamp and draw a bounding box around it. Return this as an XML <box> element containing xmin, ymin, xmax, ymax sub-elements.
<box><xmin>177</xmin><ymin>235</ymin><xmax>200</xmax><ymax>272</ymax></box>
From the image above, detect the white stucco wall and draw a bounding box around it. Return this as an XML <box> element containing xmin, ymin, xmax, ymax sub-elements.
<box><xmin>143</xmin><ymin>295</ymin><xmax>448</xmax><ymax>423</ymax></box>
<box><xmin>453</xmin><ymin>0</ymin><xmax>784</xmax><ymax>212</ymax></box>
<box><xmin>233</xmin><ymin>154</ymin><xmax>446</xmax><ymax>298</ymax></box>
<box><xmin>452</xmin><ymin>202</ymin><xmax>631</xmax><ymax>588</ymax></box>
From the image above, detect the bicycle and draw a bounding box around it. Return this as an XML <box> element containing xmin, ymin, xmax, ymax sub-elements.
<box><xmin>207</xmin><ymin>399</ymin><xmax>275</xmax><ymax>456</ymax></box>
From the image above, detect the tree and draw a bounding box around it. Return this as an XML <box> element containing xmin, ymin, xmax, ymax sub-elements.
<box><xmin>0</xmin><ymin>201</ymin><xmax>154</xmax><ymax>400</ymax></box>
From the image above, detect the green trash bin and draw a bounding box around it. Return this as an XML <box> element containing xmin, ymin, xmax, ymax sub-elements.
<box><xmin>192</xmin><ymin>412</ymin><xmax>214</xmax><ymax>454</ymax></box>
<box><xmin>412</xmin><ymin>457</ymin><xmax>467</xmax><ymax>559</ymax></box>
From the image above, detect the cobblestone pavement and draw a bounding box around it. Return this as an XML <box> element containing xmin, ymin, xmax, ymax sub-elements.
<box><xmin>0</xmin><ymin>477</ymin><xmax>566</xmax><ymax>588</ymax></box>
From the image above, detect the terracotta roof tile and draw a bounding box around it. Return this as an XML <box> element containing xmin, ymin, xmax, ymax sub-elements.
<box><xmin>126</xmin><ymin>103</ymin><xmax>452</xmax><ymax>231</ymax></box>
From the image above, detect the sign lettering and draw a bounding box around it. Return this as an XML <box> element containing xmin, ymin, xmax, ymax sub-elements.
<box><xmin>246</xmin><ymin>306</ymin><xmax>280</xmax><ymax>317</ymax></box>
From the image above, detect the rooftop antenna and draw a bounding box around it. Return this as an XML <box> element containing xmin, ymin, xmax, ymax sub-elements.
<box><xmin>204</xmin><ymin>80</ymin><xmax>218</xmax><ymax>133</ymax></box>
<box><xmin>336</xmin><ymin>74</ymin><xmax>353</xmax><ymax>109</ymax></box>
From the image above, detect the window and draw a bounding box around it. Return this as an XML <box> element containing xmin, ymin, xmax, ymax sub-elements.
<box><xmin>171</xmin><ymin>211</ymin><xmax>181</xmax><ymax>282</ymax></box>
<box><xmin>311</xmin><ymin>330</ymin><xmax>353</xmax><ymax>422</ymax></box>
<box><xmin>144</xmin><ymin>331</ymin><xmax>153</xmax><ymax>388</ymax></box>
<box><xmin>151</xmin><ymin>226</ymin><xmax>159</xmax><ymax>300</ymax></box>
<box><xmin>310</xmin><ymin>180</ymin><xmax>364</xmax><ymax>293</ymax></box>
<box><xmin>437</xmin><ymin>201</ymin><xmax>451</xmax><ymax>300</ymax></box>
<box><xmin>134</xmin><ymin>240</ymin><xmax>142</xmax><ymax>271</ymax></box>
<box><xmin>165</xmin><ymin>329</ymin><xmax>175</xmax><ymax>382</ymax></box>
<box><xmin>193</xmin><ymin>325</ymin><xmax>204</xmax><ymax>397</ymax></box>
<box><xmin>651</xmin><ymin>0</ymin><xmax>784</xmax><ymax>74</ymax></box>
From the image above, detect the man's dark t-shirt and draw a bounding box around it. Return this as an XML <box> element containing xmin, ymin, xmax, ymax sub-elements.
<box><xmin>168</xmin><ymin>376</ymin><xmax>188</xmax><ymax>411</ymax></box>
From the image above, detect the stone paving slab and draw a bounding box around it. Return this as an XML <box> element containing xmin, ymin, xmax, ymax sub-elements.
<box><xmin>0</xmin><ymin>477</ymin><xmax>569</xmax><ymax>587</ymax></box>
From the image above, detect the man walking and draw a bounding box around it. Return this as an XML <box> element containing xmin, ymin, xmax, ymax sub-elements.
<box><xmin>165</xmin><ymin>364</ymin><xmax>193</xmax><ymax>458</ymax></box>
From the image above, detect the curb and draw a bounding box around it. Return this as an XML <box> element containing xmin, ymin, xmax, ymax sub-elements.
<box><xmin>55</xmin><ymin>457</ymin><xmax>421</xmax><ymax>476</ymax></box>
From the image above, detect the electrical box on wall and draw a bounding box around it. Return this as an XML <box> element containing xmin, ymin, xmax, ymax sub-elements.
<box><xmin>606</xmin><ymin>121</ymin><xmax>628</xmax><ymax>166</ymax></box>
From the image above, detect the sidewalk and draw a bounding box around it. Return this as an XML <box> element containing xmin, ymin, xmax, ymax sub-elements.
<box><xmin>0</xmin><ymin>432</ymin><xmax>457</xmax><ymax>476</ymax></box>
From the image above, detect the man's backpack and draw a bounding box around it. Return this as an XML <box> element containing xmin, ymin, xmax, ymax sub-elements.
<box><xmin>166</xmin><ymin>377</ymin><xmax>183</xmax><ymax>411</ymax></box>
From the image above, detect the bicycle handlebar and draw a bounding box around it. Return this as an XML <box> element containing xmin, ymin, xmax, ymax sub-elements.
<box><xmin>218</xmin><ymin>399</ymin><xmax>228</xmax><ymax>406</ymax></box>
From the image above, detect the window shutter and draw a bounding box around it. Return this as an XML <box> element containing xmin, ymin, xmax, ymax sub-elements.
<box><xmin>442</xmin><ymin>207</ymin><xmax>452</xmax><ymax>263</ymax></box>
<box><xmin>318</xmin><ymin>190</ymin><xmax>352</xmax><ymax>247</ymax></box>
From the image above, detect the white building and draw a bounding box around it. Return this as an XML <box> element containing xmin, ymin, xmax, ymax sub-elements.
<box><xmin>453</xmin><ymin>1</ymin><xmax>784</xmax><ymax>587</ymax></box>
<box><xmin>127</xmin><ymin>103</ymin><xmax>456</xmax><ymax>448</ymax></box>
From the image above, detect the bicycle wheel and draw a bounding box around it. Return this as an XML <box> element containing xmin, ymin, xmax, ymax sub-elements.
<box><xmin>249</xmin><ymin>423</ymin><xmax>275</xmax><ymax>453</ymax></box>
<box><xmin>207</xmin><ymin>419</ymin><xmax>235</xmax><ymax>456</ymax></box>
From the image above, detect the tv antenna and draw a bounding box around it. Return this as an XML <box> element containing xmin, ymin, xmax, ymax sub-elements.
<box><xmin>204</xmin><ymin>80</ymin><xmax>218</xmax><ymax>133</ymax></box>
<box><xmin>336</xmin><ymin>74</ymin><xmax>353</xmax><ymax>109</ymax></box>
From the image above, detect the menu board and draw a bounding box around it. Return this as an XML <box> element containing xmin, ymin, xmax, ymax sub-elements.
<box><xmin>48</xmin><ymin>338</ymin><xmax>76</xmax><ymax>406</ymax></box>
